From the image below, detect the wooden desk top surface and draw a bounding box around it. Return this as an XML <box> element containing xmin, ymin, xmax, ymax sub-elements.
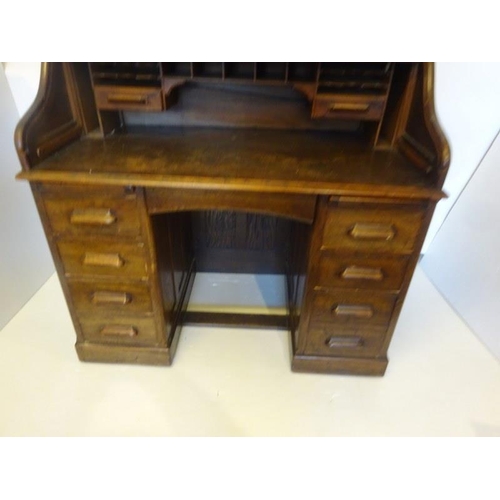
<box><xmin>19</xmin><ymin>127</ymin><xmax>444</xmax><ymax>200</ymax></box>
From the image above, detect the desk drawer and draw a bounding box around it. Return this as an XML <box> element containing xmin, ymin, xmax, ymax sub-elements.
<box><xmin>322</xmin><ymin>205</ymin><xmax>424</xmax><ymax>254</ymax></box>
<box><xmin>304</xmin><ymin>324</ymin><xmax>387</xmax><ymax>358</ymax></box>
<box><xmin>68</xmin><ymin>280</ymin><xmax>153</xmax><ymax>315</ymax></box>
<box><xmin>78</xmin><ymin>314</ymin><xmax>158</xmax><ymax>345</ymax></box>
<box><xmin>310</xmin><ymin>289</ymin><xmax>397</xmax><ymax>327</ymax></box>
<box><xmin>41</xmin><ymin>185</ymin><xmax>141</xmax><ymax>237</ymax></box>
<box><xmin>58</xmin><ymin>240</ymin><xmax>148</xmax><ymax>279</ymax></box>
<box><xmin>316</xmin><ymin>254</ymin><xmax>409</xmax><ymax>291</ymax></box>
<box><xmin>312</xmin><ymin>94</ymin><xmax>385</xmax><ymax>121</ymax></box>
<box><xmin>94</xmin><ymin>85</ymin><xmax>163</xmax><ymax>111</ymax></box>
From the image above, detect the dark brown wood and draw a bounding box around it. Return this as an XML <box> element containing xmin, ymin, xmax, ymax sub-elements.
<box><xmin>135</xmin><ymin>188</ymin><xmax>175</xmax><ymax>350</ymax></box>
<box><xmin>397</xmin><ymin>63</ymin><xmax>451</xmax><ymax>185</ymax></box>
<box><xmin>156</xmin><ymin>81</ymin><xmax>341</xmax><ymax>130</ymax></box>
<box><xmin>40</xmin><ymin>184</ymin><xmax>142</xmax><ymax>237</ymax></box>
<box><xmin>91</xmin><ymin>291</ymin><xmax>131</xmax><ymax>306</ymax></box>
<box><xmin>321</xmin><ymin>202</ymin><xmax>425</xmax><ymax>254</ymax></box>
<box><xmin>288</xmin><ymin>221</ymin><xmax>311</xmax><ymax>350</ymax></box>
<box><xmin>68</xmin><ymin>63</ymin><xmax>99</xmax><ymax>134</ymax></box>
<box><xmin>82</xmin><ymin>251</ymin><xmax>124</xmax><ymax>268</ymax></box>
<box><xmin>291</xmin><ymin>351</ymin><xmax>388</xmax><ymax>376</ymax></box>
<box><xmin>377</xmin><ymin>63</ymin><xmax>418</xmax><ymax>148</ymax></box>
<box><xmin>331</xmin><ymin>304</ymin><xmax>374</xmax><ymax>319</ymax></box>
<box><xmin>28</xmin><ymin>183</ymin><xmax>87</xmax><ymax>345</ymax></box>
<box><xmin>315</xmin><ymin>254</ymin><xmax>409</xmax><ymax>291</ymax></box>
<box><xmin>183</xmin><ymin>312</ymin><xmax>289</xmax><ymax>329</ymax></box>
<box><xmin>100</xmin><ymin>325</ymin><xmax>138</xmax><ymax>338</ymax></box>
<box><xmin>168</xmin><ymin>257</ymin><xmax>196</xmax><ymax>351</ymax></box>
<box><xmin>70</xmin><ymin>208</ymin><xmax>117</xmax><ymax>226</ymax></box>
<box><xmin>14</xmin><ymin>63</ymin><xmax>83</xmax><ymax>169</ymax></box>
<box><xmin>76</xmin><ymin>342</ymin><xmax>173</xmax><ymax>365</ymax></box>
<box><xmin>17</xmin><ymin>127</ymin><xmax>445</xmax><ymax>201</ymax></box>
<box><xmin>310</xmin><ymin>289</ymin><xmax>397</xmax><ymax>327</ymax></box>
<box><xmin>312</xmin><ymin>94</ymin><xmax>386</xmax><ymax>121</ymax></box>
<box><xmin>304</xmin><ymin>324</ymin><xmax>388</xmax><ymax>358</ymax></box>
<box><xmin>15</xmin><ymin>62</ymin><xmax>451</xmax><ymax>376</ymax></box>
<box><xmin>341</xmin><ymin>266</ymin><xmax>384</xmax><ymax>282</ymax></box>
<box><xmin>191</xmin><ymin>213</ymin><xmax>293</xmax><ymax>273</ymax></box>
<box><xmin>94</xmin><ymin>85</ymin><xmax>163</xmax><ymax>112</ymax></box>
<box><xmin>68</xmin><ymin>281</ymin><xmax>152</xmax><ymax>314</ymax></box>
<box><xmin>146</xmin><ymin>188</ymin><xmax>317</xmax><ymax>223</ymax></box>
<box><xmin>79</xmin><ymin>314</ymin><xmax>158</xmax><ymax>345</ymax></box>
<box><xmin>58</xmin><ymin>239</ymin><xmax>148</xmax><ymax>279</ymax></box>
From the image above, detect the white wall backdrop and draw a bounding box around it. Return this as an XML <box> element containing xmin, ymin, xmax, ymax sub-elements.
<box><xmin>421</xmin><ymin>132</ymin><xmax>500</xmax><ymax>359</ymax></box>
<box><xmin>0</xmin><ymin>63</ymin><xmax>53</xmax><ymax>330</ymax></box>
<box><xmin>425</xmin><ymin>62</ymin><xmax>500</xmax><ymax>252</ymax></box>
<box><xmin>4</xmin><ymin>62</ymin><xmax>41</xmax><ymax>116</ymax></box>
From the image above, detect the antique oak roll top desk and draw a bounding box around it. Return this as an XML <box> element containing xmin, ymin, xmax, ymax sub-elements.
<box><xmin>15</xmin><ymin>62</ymin><xmax>450</xmax><ymax>376</ymax></box>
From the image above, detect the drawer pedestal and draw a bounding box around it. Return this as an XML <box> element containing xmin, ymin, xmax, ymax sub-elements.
<box><xmin>291</xmin><ymin>196</ymin><xmax>433</xmax><ymax>376</ymax></box>
<box><xmin>35</xmin><ymin>183</ymin><xmax>188</xmax><ymax>364</ymax></box>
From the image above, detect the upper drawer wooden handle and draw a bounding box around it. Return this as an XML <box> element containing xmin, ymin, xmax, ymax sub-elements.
<box><xmin>331</xmin><ymin>304</ymin><xmax>374</xmax><ymax>319</ymax></box>
<box><xmin>326</xmin><ymin>336</ymin><xmax>364</xmax><ymax>348</ymax></box>
<box><xmin>341</xmin><ymin>266</ymin><xmax>384</xmax><ymax>281</ymax></box>
<box><xmin>330</xmin><ymin>103</ymin><xmax>370</xmax><ymax>112</ymax></box>
<box><xmin>348</xmin><ymin>223</ymin><xmax>396</xmax><ymax>241</ymax></box>
<box><xmin>107</xmin><ymin>94</ymin><xmax>149</xmax><ymax>105</ymax></box>
<box><xmin>91</xmin><ymin>291</ymin><xmax>131</xmax><ymax>306</ymax></box>
<box><xmin>83</xmin><ymin>252</ymin><xmax>124</xmax><ymax>268</ymax></box>
<box><xmin>70</xmin><ymin>208</ymin><xmax>117</xmax><ymax>226</ymax></box>
<box><xmin>100</xmin><ymin>325</ymin><xmax>138</xmax><ymax>337</ymax></box>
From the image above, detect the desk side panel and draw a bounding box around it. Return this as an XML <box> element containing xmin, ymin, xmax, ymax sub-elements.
<box><xmin>15</xmin><ymin>63</ymin><xmax>97</xmax><ymax>171</ymax></box>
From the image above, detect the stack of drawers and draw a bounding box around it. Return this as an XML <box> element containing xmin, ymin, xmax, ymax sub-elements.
<box><xmin>298</xmin><ymin>196</ymin><xmax>427</xmax><ymax>374</ymax></box>
<box><xmin>39</xmin><ymin>184</ymin><xmax>164</xmax><ymax>352</ymax></box>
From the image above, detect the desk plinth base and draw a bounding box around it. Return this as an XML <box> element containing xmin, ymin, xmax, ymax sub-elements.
<box><xmin>291</xmin><ymin>352</ymin><xmax>388</xmax><ymax>376</ymax></box>
<box><xmin>76</xmin><ymin>342</ymin><xmax>174</xmax><ymax>366</ymax></box>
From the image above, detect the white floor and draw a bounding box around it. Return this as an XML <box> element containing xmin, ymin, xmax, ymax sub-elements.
<box><xmin>0</xmin><ymin>266</ymin><xmax>499</xmax><ymax>436</ymax></box>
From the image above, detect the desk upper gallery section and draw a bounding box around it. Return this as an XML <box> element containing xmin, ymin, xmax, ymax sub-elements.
<box><xmin>15</xmin><ymin>62</ymin><xmax>449</xmax><ymax>200</ymax></box>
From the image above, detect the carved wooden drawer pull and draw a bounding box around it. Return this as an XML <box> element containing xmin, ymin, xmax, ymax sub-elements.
<box><xmin>83</xmin><ymin>252</ymin><xmax>124</xmax><ymax>268</ymax></box>
<box><xmin>100</xmin><ymin>325</ymin><xmax>138</xmax><ymax>337</ymax></box>
<box><xmin>326</xmin><ymin>336</ymin><xmax>364</xmax><ymax>348</ymax></box>
<box><xmin>107</xmin><ymin>94</ymin><xmax>149</xmax><ymax>105</ymax></box>
<box><xmin>341</xmin><ymin>266</ymin><xmax>384</xmax><ymax>281</ymax></box>
<box><xmin>91</xmin><ymin>291</ymin><xmax>131</xmax><ymax>306</ymax></box>
<box><xmin>330</xmin><ymin>103</ymin><xmax>370</xmax><ymax>112</ymax></box>
<box><xmin>348</xmin><ymin>223</ymin><xmax>396</xmax><ymax>241</ymax></box>
<box><xmin>331</xmin><ymin>304</ymin><xmax>374</xmax><ymax>319</ymax></box>
<box><xmin>70</xmin><ymin>208</ymin><xmax>117</xmax><ymax>226</ymax></box>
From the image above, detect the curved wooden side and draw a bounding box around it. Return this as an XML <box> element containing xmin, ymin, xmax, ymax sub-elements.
<box><xmin>422</xmin><ymin>62</ymin><xmax>451</xmax><ymax>187</ymax></box>
<box><xmin>14</xmin><ymin>62</ymin><xmax>84</xmax><ymax>170</ymax></box>
<box><xmin>397</xmin><ymin>62</ymin><xmax>451</xmax><ymax>186</ymax></box>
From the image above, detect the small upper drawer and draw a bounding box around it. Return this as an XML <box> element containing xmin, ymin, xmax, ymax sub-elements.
<box><xmin>312</xmin><ymin>94</ymin><xmax>386</xmax><ymax>121</ymax></box>
<box><xmin>41</xmin><ymin>185</ymin><xmax>141</xmax><ymax>237</ymax></box>
<box><xmin>310</xmin><ymin>289</ymin><xmax>397</xmax><ymax>327</ymax></box>
<box><xmin>57</xmin><ymin>239</ymin><xmax>149</xmax><ymax>279</ymax></box>
<box><xmin>94</xmin><ymin>85</ymin><xmax>163</xmax><ymax>111</ymax></box>
<box><xmin>316</xmin><ymin>254</ymin><xmax>409</xmax><ymax>291</ymax></box>
<box><xmin>322</xmin><ymin>204</ymin><xmax>425</xmax><ymax>254</ymax></box>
